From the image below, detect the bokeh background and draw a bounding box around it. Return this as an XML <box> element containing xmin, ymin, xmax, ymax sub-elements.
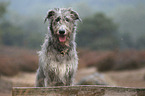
<box><xmin>0</xmin><ymin>0</ymin><xmax>145</xmax><ymax>95</ymax></box>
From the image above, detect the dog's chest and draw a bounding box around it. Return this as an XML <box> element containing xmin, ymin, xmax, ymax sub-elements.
<box><xmin>46</xmin><ymin>54</ymin><xmax>76</xmax><ymax>78</ymax></box>
<box><xmin>49</xmin><ymin>60</ymin><xmax>68</xmax><ymax>78</ymax></box>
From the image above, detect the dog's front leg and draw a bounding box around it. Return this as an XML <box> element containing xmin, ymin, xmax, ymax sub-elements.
<box><xmin>36</xmin><ymin>67</ymin><xmax>45</xmax><ymax>87</ymax></box>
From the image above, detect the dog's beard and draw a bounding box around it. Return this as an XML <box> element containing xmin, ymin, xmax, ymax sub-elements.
<box><xmin>52</xmin><ymin>33</ymin><xmax>70</xmax><ymax>48</ymax></box>
<box><xmin>58</xmin><ymin>35</ymin><xmax>70</xmax><ymax>47</ymax></box>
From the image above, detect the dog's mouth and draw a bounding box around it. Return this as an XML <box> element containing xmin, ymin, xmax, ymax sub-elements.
<box><xmin>59</xmin><ymin>35</ymin><xmax>66</xmax><ymax>43</ymax></box>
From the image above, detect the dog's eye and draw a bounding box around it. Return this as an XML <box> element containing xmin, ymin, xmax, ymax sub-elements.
<box><xmin>65</xmin><ymin>18</ymin><xmax>70</xmax><ymax>22</ymax></box>
<box><xmin>55</xmin><ymin>17</ymin><xmax>61</xmax><ymax>22</ymax></box>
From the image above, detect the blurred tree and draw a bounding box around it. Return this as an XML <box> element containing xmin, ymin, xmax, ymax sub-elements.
<box><xmin>137</xmin><ymin>35</ymin><xmax>145</xmax><ymax>50</ymax></box>
<box><xmin>0</xmin><ymin>2</ymin><xmax>8</xmax><ymax>44</ymax></box>
<box><xmin>0</xmin><ymin>2</ymin><xmax>8</xmax><ymax>18</ymax></box>
<box><xmin>0</xmin><ymin>1</ymin><xmax>43</xmax><ymax>49</ymax></box>
<box><xmin>0</xmin><ymin>1</ymin><xmax>25</xmax><ymax>46</ymax></box>
<box><xmin>0</xmin><ymin>22</ymin><xmax>25</xmax><ymax>46</ymax></box>
<box><xmin>120</xmin><ymin>32</ymin><xmax>135</xmax><ymax>49</ymax></box>
<box><xmin>113</xmin><ymin>4</ymin><xmax>145</xmax><ymax>49</ymax></box>
<box><xmin>77</xmin><ymin>13</ymin><xmax>119</xmax><ymax>50</ymax></box>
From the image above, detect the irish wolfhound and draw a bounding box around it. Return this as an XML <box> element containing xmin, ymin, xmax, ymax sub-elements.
<box><xmin>36</xmin><ymin>8</ymin><xmax>81</xmax><ymax>87</ymax></box>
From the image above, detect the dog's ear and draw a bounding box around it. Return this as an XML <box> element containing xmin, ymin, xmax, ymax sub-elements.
<box><xmin>44</xmin><ymin>10</ymin><xmax>55</xmax><ymax>23</ymax></box>
<box><xmin>70</xmin><ymin>10</ymin><xmax>81</xmax><ymax>22</ymax></box>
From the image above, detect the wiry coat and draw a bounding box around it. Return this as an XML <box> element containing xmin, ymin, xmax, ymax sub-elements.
<box><xmin>36</xmin><ymin>8</ymin><xmax>80</xmax><ymax>87</ymax></box>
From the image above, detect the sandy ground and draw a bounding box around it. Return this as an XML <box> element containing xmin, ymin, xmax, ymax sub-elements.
<box><xmin>1</xmin><ymin>67</ymin><xmax>145</xmax><ymax>96</ymax></box>
<box><xmin>105</xmin><ymin>68</ymin><xmax>145</xmax><ymax>87</ymax></box>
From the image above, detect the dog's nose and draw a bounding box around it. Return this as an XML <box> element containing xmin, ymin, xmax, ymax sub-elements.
<box><xmin>59</xmin><ymin>29</ymin><xmax>65</xmax><ymax>35</ymax></box>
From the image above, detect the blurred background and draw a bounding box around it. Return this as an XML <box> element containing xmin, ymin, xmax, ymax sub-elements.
<box><xmin>0</xmin><ymin>0</ymin><xmax>145</xmax><ymax>95</ymax></box>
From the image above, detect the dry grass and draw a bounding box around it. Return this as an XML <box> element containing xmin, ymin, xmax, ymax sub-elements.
<box><xmin>78</xmin><ymin>49</ymin><xmax>112</xmax><ymax>69</ymax></box>
<box><xmin>112</xmin><ymin>50</ymin><xmax>145</xmax><ymax>70</ymax></box>
<box><xmin>1</xmin><ymin>46</ymin><xmax>145</xmax><ymax>76</ymax></box>
<box><xmin>78</xmin><ymin>49</ymin><xmax>145</xmax><ymax>72</ymax></box>
<box><xmin>0</xmin><ymin>46</ymin><xmax>38</xmax><ymax>76</ymax></box>
<box><xmin>106</xmin><ymin>67</ymin><xmax>145</xmax><ymax>87</ymax></box>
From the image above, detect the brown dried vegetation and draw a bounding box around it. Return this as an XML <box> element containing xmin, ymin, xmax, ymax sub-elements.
<box><xmin>78</xmin><ymin>49</ymin><xmax>145</xmax><ymax>72</ymax></box>
<box><xmin>1</xmin><ymin>46</ymin><xmax>145</xmax><ymax>76</ymax></box>
<box><xmin>0</xmin><ymin>46</ymin><xmax>38</xmax><ymax>76</ymax></box>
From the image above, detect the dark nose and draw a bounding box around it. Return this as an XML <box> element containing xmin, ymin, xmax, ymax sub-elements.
<box><xmin>59</xmin><ymin>29</ymin><xmax>65</xmax><ymax>35</ymax></box>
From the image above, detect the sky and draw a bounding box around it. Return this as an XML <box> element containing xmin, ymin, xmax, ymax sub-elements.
<box><xmin>6</xmin><ymin>0</ymin><xmax>144</xmax><ymax>17</ymax></box>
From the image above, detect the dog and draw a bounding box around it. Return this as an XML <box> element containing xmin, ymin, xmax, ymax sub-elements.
<box><xmin>36</xmin><ymin>8</ymin><xmax>81</xmax><ymax>87</ymax></box>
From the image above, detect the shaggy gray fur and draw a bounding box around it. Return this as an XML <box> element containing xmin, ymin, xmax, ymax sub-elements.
<box><xmin>36</xmin><ymin>8</ymin><xmax>81</xmax><ymax>87</ymax></box>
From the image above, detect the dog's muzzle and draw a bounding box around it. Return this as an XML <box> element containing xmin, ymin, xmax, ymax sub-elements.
<box><xmin>58</xmin><ymin>29</ymin><xmax>66</xmax><ymax>43</ymax></box>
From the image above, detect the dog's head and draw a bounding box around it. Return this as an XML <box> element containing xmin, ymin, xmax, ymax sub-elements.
<box><xmin>44</xmin><ymin>8</ymin><xmax>81</xmax><ymax>46</ymax></box>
